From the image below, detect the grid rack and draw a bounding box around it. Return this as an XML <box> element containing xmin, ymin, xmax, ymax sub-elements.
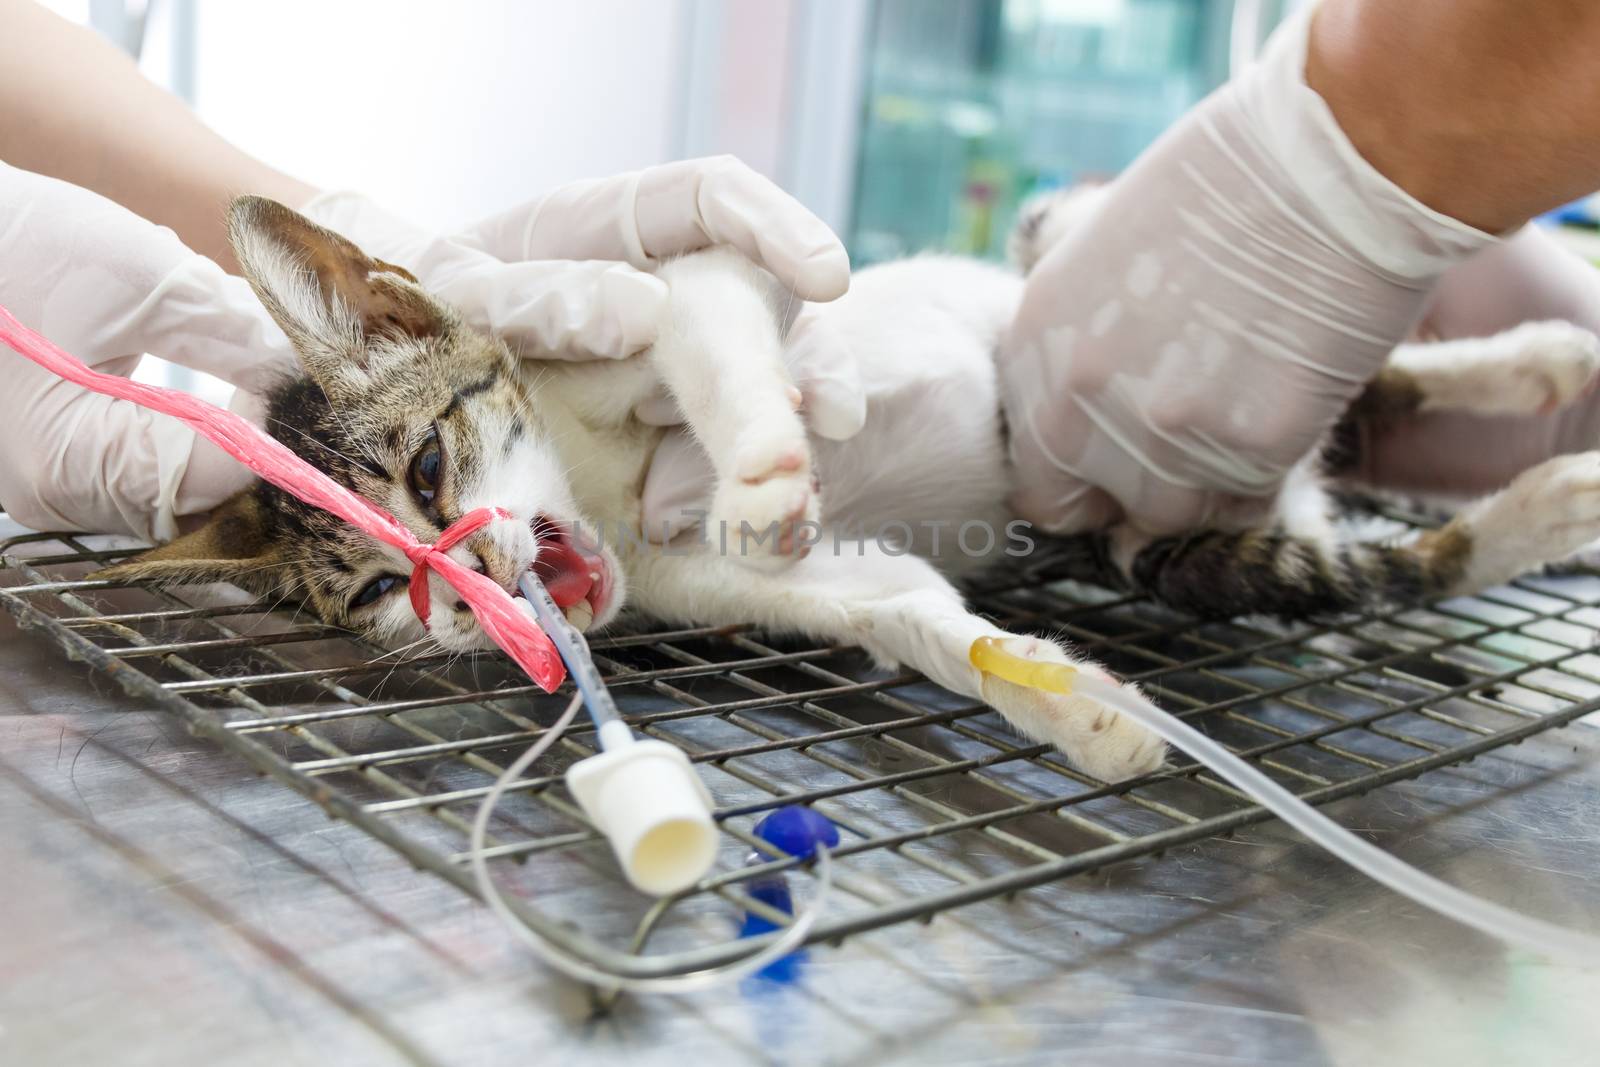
<box><xmin>4</xmin><ymin>528</ymin><xmax>1599</xmax><ymax>980</ymax></box>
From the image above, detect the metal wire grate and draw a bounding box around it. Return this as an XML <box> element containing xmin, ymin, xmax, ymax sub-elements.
<box><xmin>5</xmin><ymin>528</ymin><xmax>1600</xmax><ymax>979</ymax></box>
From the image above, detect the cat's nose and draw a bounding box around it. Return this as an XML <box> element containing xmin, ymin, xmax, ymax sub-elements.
<box><xmin>472</xmin><ymin>549</ymin><xmax>523</xmax><ymax>592</ymax></box>
<box><xmin>456</xmin><ymin>554</ymin><xmax>488</xmax><ymax>612</ymax></box>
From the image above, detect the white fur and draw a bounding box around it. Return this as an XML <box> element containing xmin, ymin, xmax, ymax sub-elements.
<box><xmin>483</xmin><ymin>250</ymin><xmax>1172</xmax><ymax>781</ymax></box>
<box><xmin>394</xmin><ymin>239</ymin><xmax>1600</xmax><ymax>782</ymax></box>
<box><xmin>1390</xmin><ymin>320</ymin><xmax>1600</xmax><ymax>416</ymax></box>
<box><xmin>1449</xmin><ymin>452</ymin><xmax>1600</xmax><ymax>591</ymax></box>
<box><xmin>651</xmin><ymin>250</ymin><xmax>819</xmax><ymax>569</ymax></box>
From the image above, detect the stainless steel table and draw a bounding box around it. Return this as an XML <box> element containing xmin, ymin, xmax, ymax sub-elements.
<box><xmin>3</xmin><ymin>514</ymin><xmax>1598</xmax><ymax>1067</ymax></box>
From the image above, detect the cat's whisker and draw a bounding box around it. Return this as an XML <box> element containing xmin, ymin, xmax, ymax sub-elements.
<box><xmin>269</xmin><ymin>416</ymin><xmax>370</xmax><ymax>473</ymax></box>
<box><xmin>312</xmin><ymin>379</ymin><xmax>374</xmax><ymax>468</ymax></box>
<box><xmin>363</xmin><ymin>635</ymin><xmax>432</xmax><ymax>666</ymax></box>
<box><xmin>778</xmin><ymin>279</ymin><xmax>799</xmax><ymax>341</ymax></box>
<box><xmin>505</xmin><ymin>366</ymin><xmax>549</xmax><ymax>429</ymax></box>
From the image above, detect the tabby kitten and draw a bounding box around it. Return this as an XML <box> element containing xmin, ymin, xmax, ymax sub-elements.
<box><xmin>98</xmin><ymin>196</ymin><xmax>1600</xmax><ymax>782</ymax></box>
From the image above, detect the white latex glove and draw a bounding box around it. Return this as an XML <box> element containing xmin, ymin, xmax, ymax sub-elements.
<box><xmin>0</xmin><ymin>162</ymin><xmax>292</xmax><ymax>540</ymax></box>
<box><xmin>304</xmin><ymin>158</ymin><xmax>858</xmax><ymax>407</ymax></box>
<box><xmin>306</xmin><ymin>157</ymin><xmax>866</xmax><ymax>533</ymax></box>
<box><xmin>1000</xmin><ymin>5</ymin><xmax>1497</xmax><ymax>536</ymax></box>
<box><xmin>301</xmin><ymin>191</ymin><xmax>668</xmax><ymax>363</ymax></box>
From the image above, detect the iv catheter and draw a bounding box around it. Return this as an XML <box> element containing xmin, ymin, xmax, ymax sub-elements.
<box><xmin>969</xmin><ymin>640</ymin><xmax>1600</xmax><ymax>967</ymax></box>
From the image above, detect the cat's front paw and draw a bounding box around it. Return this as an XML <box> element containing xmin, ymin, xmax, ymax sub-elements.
<box><xmin>976</xmin><ymin>635</ymin><xmax>1166</xmax><ymax>782</ymax></box>
<box><xmin>713</xmin><ymin>424</ymin><xmax>820</xmax><ymax>571</ymax></box>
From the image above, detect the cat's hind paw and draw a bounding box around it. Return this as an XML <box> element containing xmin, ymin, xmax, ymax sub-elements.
<box><xmin>1420</xmin><ymin>321</ymin><xmax>1600</xmax><ymax>417</ymax></box>
<box><xmin>1454</xmin><ymin>450</ymin><xmax>1600</xmax><ymax>591</ymax></box>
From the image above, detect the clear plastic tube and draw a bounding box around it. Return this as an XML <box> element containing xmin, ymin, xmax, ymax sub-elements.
<box><xmin>516</xmin><ymin>573</ymin><xmax>622</xmax><ymax>735</ymax></box>
<box><xmin>1074</xmin><ymin>672</ymin><xmax>1600</xmax><ymax>967</ymax></box>
<box><xmin>470</xmin><ymin>695</ymin><xmax>834</xmax><ymax>994</ymax></box>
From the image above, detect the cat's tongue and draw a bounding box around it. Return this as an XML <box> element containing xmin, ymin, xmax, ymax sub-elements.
<box><xmin>532</xmin><ymin>533</ymin><xmax>598</xmax><ymax>609</ymax></box>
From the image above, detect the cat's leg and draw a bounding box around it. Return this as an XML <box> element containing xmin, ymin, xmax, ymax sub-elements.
<box><xmin>1436</xmin><ymin>450</ymin><xmax>1600</xmax><ymax>591</ymax></box>
<box><xmin>1374</xmin><ymin>321</ymin><xmax>1600</xmax><ymax>418</ymax></box>
<box><xmin>626</xmin><ymin>542</ymin><xmax>1166</xmax><ymax>781</ymax></box>
<box><xmin>649</xmin><ymin>249</ymin><xmax>819</xmax><ymax>569</ymax></box>
<box><xmin>1099</xmin><ymin>449</ymin><xmax>1600</xmax><ymax>618</ymax></box>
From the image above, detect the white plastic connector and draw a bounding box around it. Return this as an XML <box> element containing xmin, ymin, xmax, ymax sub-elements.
<box><xmin>565</xmin><ymin>737</ymin><xmax>717</xmax><ymax>896</ymax></box>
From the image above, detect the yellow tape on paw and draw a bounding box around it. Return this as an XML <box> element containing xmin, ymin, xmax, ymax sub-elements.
<box><xmin>970</xmin><ymin>637</ymin><xmax>1078</xmax><ymax>695</ymax></box>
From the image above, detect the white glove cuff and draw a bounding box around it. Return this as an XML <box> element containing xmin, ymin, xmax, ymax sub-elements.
<box><xmin>1238</xmin><ymin>5</ymin><xmax>1497</xmax><ymax>280</ymax></box>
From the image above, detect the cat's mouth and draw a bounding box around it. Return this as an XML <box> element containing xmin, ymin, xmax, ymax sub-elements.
<box><xmin>527</xmin><ymin>515</ymin><xmax>612</xmax><ymax>628</ymax></box>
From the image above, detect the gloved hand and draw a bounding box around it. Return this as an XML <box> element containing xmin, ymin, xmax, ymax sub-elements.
<box><xmin>0</xmin><ymin>161</ymin><xmax>292</xmax><ymax>541</ymax></box>
<box><xmin>1360</xmin><ymin>224</ymin><xmax>1600</xmax><ymax>495</ymax></box>
<box><xmin>304</xmin><ymin>155</ymin><xmax>864</xmax><ymax>438</ymax></box>
<box><xmin>0</xmin><ymin>156</ymin><xmax>861</xmax><ymax>543</ymax></box>
<box><xmin>1000</xmin><ymin>5</ymin><xmax>1497</xmax><ymax>537</ymax></box>
<box><xmin>306</xmin><ymin>156</ymin><xmax>866</xmax><ymax>540</ymax></box>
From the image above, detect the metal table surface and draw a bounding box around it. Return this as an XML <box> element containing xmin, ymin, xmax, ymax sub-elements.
<box><xmin>2</xmin><ymin>516</ymin><xmax>1599</xmax><ymax>1067</ymax></box>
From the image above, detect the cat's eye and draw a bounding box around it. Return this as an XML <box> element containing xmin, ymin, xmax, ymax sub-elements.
<box><xmin>351</xmin><ymin>574</ymin><xmax>401</xmax><ymax>609</ymax></box>
<box><xmin>409</xmin><ymin>432</ymin><xmax>442</xmax><ymax>504</ymax></box>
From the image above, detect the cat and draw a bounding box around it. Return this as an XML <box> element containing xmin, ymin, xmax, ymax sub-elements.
<box><xmin>96</xmin><ymin>194</ymin><xmax>1600</xmax><ymax>783</ymax></box>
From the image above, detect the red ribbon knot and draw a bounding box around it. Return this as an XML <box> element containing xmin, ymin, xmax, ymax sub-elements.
<box><xmin>407</xmin><ymin>506</ymin><xmax>512</xmax><ymax>626</ymax></box>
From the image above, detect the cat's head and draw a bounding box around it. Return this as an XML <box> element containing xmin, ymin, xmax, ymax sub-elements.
<box><xmin>98</xmin><ymin>196</ymin><xmax>622</xmax><ymax>651</ymax></box>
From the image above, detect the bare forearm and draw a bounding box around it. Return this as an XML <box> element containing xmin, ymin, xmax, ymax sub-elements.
<box><xmin>0</xmin><ymin>0</ymin><xmax>316</xmax><ymax>270</ymax></box>
<box><xmin>1308</xmin><ymin>0</ymin><xmax>1600</xmax><ymax>233</ymax></box>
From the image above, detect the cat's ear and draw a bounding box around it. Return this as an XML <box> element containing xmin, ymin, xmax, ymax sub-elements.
<box><xmin>227</xmin><ymin>195</ymin><xmax>452</xmax><ymax>394</ymax></box>
<box><xmin>93</xmin><ymin>492</ymin><xmax>292</xmax><ymax>598</ymax></box>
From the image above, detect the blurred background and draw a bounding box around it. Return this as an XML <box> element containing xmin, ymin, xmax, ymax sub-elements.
<box><xmin>40</xmin><ymin>0</ymin><xmax>1314</xmax><ymax>267</ymax></box>
<box><xmin>46</xmin><ymin>0</ymin><xmax>1600</xmax><ymax>408</ymax></box>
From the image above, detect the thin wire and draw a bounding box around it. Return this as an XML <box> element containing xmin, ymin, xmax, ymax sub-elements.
<box><xmin>468</xmin><ymin>691</ymin><xmax>834</xmax><ymax>993</ymax></box>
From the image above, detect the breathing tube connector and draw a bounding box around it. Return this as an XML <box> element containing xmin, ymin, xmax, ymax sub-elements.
<box><xmin>514</xmin><ymin>573</ymin><xmax>716</xmax><ymax>896</ymax></box>
<box><xmin>465</xmin><ymin>573</ymin><xmax>834</xmax><ymax>994</ymax></box>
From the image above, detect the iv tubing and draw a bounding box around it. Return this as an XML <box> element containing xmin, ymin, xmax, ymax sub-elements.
<box><xmin>516</xmin><ymin>573</ymin><xmax>623</xmax><ymax>739</ymax></box>
<box><xmin>472</xmin><ymin>575</ymin><xmax>835</xmax><ymax>992</ymax></box>
<box><xmin>1073</xmin><ymin>671</ymin><xmax>1600</xmax><ymax>967</ymax></box>
<box><xmin>468</xmin><ymin>691</ymin><xmax>833</xmax><ymax>992</ymax></box>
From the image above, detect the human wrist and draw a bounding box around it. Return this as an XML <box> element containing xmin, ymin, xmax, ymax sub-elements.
<box><xmin>1242</xmin><ymin>4</ymin><xmax>1495</xmax><ymax>280</ymax></box>
<box><xmin>1306</xmin><ymin>0</ymin><xmax>1600</xmax><ymax>234</ymax></box>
